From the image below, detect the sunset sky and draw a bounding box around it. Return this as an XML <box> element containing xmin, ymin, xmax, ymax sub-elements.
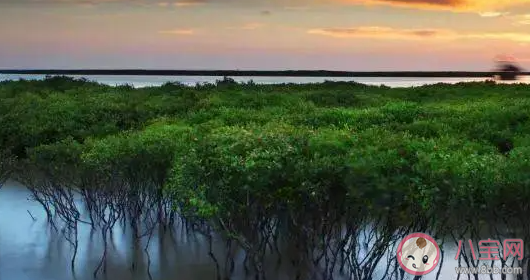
<box><xmin>1</xmin><ymin>0</ymin><xmax>529</xmax><ymax>70</ymax></box>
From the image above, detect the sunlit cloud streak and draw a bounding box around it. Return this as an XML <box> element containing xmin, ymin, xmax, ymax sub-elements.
<box><xmin>308</xmin><ymin>26</ymin><xmax>530</xmax><ymax>42</ymax></box>
<box><xmin>158</xmin><ymin>29</ymin><xmax>195</xmax><ymax>35</ymax></box>
<box><xmin>479</xmin><ymin>11</ymin><xmax>509</xmax><ymax>17</ymax></box>
<box><xmin>307</xmin><ymin>26</ymin><xmax>455</xmax><ymax>40</ymax></box>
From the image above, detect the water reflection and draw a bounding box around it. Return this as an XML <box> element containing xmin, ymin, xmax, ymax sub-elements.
<box><xmin>0</xmin><ymin>181</ymin><xmax>523</xmax><ymax>280</ymax></box>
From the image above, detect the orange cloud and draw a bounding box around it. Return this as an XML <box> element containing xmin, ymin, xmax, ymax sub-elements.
<box><xmin>307</xmin><ymin>26</ymin><xmax>455</xmax><ymax>40</ymax></box>
<box><xmin>372</xmin><ymin>0</ymin><xmax>462</xmax><ymax>9</ymax></box>
<box><xmin>479</xmin><ymin>11</ymin><xmax>509</xmax><ymax>17</ymax></box>
<box><xmin>338</xmin><ymin>0</ymin><xmax>530</xmax><ymax>13</ymax></box>
<box><xmin>308</xmin><ymin>26</ymin><xmax>530</xmax><ymax>43</ymax></box>
<box><xmin>174</xmin><ymin>1</ymin><xmax>205</xmax><ymax>7</ymax></box>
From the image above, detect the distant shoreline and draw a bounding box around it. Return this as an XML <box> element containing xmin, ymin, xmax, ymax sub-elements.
<box><xmin>1</xmin><ymin>69</ymin><xmax>529</xmax><ymax>78</ymax></box>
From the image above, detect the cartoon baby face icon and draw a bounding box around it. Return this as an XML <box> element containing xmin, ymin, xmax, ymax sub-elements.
<box><xmin>397</xmin><ymin>233</ymin><xmax>440</xmax><ymax>276</ymax></box>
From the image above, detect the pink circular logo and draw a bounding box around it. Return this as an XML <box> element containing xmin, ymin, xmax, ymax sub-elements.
<box><xmin>397</xmin><ymin>233</ymin><xmax>440</xmax><ymax>276</ymax></box>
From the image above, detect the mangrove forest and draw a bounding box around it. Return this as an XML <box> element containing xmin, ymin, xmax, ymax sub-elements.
<box><xmin>1</xmin><ymin>76</ymin><xmax>530</xmax><ymax>280</ymax></box>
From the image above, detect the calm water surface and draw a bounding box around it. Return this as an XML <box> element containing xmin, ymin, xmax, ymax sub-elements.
<box><xmin>1</xmin><ymin>74</ymin><xmax>530</xmax><ymax>88</ymax></box>
<box><xmin>0</xmin><ymin>182</ymin><xmax>523</xmax><ymax>280</ymax></box>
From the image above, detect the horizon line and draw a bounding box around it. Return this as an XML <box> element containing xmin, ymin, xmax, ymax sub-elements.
<box><xmin>1</xmin><ymin>69</ymin><xmax>529</xmax><ymax>78</ymax></box>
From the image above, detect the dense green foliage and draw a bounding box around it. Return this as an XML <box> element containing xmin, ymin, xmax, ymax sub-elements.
<box><xmin>2</xmin><ymin>77</ymin><xmax>530</xmax><ymax>216</ymax></box>
<box><xmin>2</xmin><ymin>76</ymin><xmax>530</xmax><ymax>278</ymax></box>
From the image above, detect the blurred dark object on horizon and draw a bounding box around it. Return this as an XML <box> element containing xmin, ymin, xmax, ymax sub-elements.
<box><xmin>494</xmin><ymin>55</ymin><xmax>524</xmax><ymax>81</ymax></box>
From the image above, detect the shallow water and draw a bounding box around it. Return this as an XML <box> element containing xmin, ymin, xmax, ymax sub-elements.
<box><xmin>1</xmin><ymin>74</ymin><xmax>529</xmax><ymax>88</ymax></box>
<box><xmin>0</xmin><ymin>181</ymin><xmax>524</xmax><ymax>280</ymax></box>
